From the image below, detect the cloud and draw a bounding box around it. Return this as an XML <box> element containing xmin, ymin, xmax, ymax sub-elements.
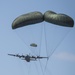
<box><xmin>54</xmin><ymin>52</ymin><xmax>75</xmax><ymax>62</ymax></box>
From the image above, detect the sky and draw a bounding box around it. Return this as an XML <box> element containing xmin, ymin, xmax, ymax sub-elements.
<box><xmin>0</xmin><ymin>0</ymin><xmax>75</xmax><ymax>75</ymax></box>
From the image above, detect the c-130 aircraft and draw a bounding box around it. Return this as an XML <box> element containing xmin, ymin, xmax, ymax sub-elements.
<box><xmin>8</xmin><ymin>54</ymin><xmax>48</xmax><ymax>62</ymax></box>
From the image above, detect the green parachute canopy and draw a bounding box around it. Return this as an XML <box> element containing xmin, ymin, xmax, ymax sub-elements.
<box><xmin>44</xmin><ymin>10</ymin><xmax>74</xmax><ymax>27</ymax></box>
<box><xmin>30</xmin><ymin>43</ymin><xmax>37</xmax><ymax>47</ymax></box>
<box><xmin>12</xmin><ymin>11</ymin><xmax>44</xmax><ymax>29</ymax></box>
<box><xmin>12</xmin><ymin>11</ymin><xmax>74</xmax><ymax>29</ymax></box>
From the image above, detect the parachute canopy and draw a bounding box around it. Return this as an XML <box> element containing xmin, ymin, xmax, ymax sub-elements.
<box><xmin>44</xmin><ymin>10</ymin><xmax>74</xmax><ymax>27</ymax></box>
<box><xmin>12</xmin><ymin>11</ymin><xmax>44</xmax><ymax>29</ymax></box>
<box><xmin>30</xmin><ymin>43</ymin><xmax>37</xmax><ymax>47</ymax></box>
<box><xmin>12</xmin><ymin>10</ymin><xmax>74</xmax><ymax>29</ymax></box>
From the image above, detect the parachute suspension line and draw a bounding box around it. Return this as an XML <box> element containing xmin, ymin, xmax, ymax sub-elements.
<box><xmin>17</xmin><ymin>60</ymin><xmax>25</xmax><ymax>75</ymax></box>
<box><xmin>38</xmin><ymin>23</ymin><xmax>44</xmax><ymax>56</ymax></box>
<box><xmin>38</xmin><ymin>59</ymin><xmax>49</xmax><ymax>75</ymax></box>
<box><xmin>43</xmin><ymin>22</ymin><xmax>48</xmax><ymax>58</ymax></box>
<box><xmin>44</xmin><ymin>66</ymin><xmax>52</xmax><ymax>75</ymax></box>
<box><xmin>15</xmin><ymin>31</ymin><xmax>30</xmax><ymax>50</ymax></box>
<box><xmin>14</xmin><ymin>31</ymin><xmax>37</xmax><ymax>56</ymax></box>
<box><xmin>34</xmin><ymin>62</ymin><xmax>40</xmax><ymax>75</ymax></box>
<box><xmin>25</xmin><ymin>62</ymin><xmax>29</xmax><ymax>72</ymax></box>
<box><xmin>43</xmin><ymin>59</ymin><xmax>49</xmax><ymax>75</ymax></box>
<box><xmin>27</xmin><ymin>63</ymin><xmax>31</xmax><ymax>75</ymax></box>
<box><xmin>48</xmin><ymin>28</ymin><xmax>71</xmax><ymax>58</ymax></box>
<box><xmin>42</xmin><ymin>22</ymin><xmax>49</xmax><ymax>74</ymax></box>
<box><xmin>39</xmin><ymin>60</ymin><xmax>44</xmax><ymax>75</ymax></box>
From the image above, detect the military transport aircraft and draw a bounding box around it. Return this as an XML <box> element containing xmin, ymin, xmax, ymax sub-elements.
<box><xmin>8</xmin><ymin>54</ymin><xmax>48</xmax><ymax>62</ymax></box>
